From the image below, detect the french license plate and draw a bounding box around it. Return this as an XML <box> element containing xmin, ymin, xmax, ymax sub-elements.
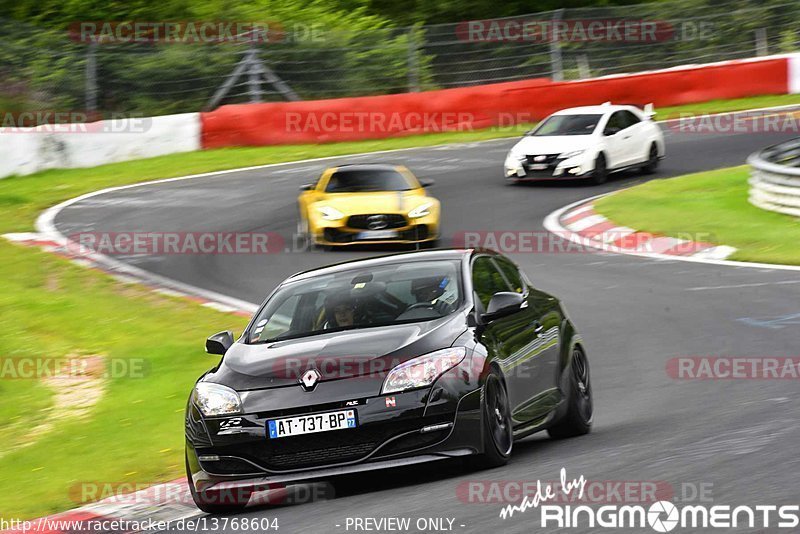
<box><xmin>357</xmin><ymin>230</ymin><xmax>398</xmax><ymax>240</ymax></box>
<box><xmin>267</xmin><ymin>409</ymin><xmax>356</xmax><ymax>439</ymax></box>
<box><xmin>529</xmin><ymin>163</ymin><xmax>548</xmax><ymax>170</ymax></box>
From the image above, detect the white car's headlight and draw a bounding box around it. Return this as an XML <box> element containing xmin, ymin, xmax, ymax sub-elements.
<box><xmin>560</xmin><ymin>149</ymin><xmax>585</xmax><ymax>159</ymax></box>
<box><xmin>316</xmin><ymin>206</ymin><xmax>344</xmax><ymax>221</ymax></box>
<box><xmin>408</xmin><ymin>202</ymin><xmax>434</xmax><ymax>218</ymax></box>
<box><xmin>381</xmin><ymin>347</ymin><xmax>466</xmax><ymax>394</ymax></box>
<box><xmin>194</xmin><ymin>382</ymin><xmax>242</xmax><ymax>416</ymax></box>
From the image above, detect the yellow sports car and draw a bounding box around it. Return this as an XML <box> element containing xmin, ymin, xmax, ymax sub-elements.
<box><xmin>297</xmin><ymin>164</ymin><xmax>440</xmax><ymax>248</ymax></box>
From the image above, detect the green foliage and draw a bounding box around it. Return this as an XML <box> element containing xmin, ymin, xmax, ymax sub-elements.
<box><xmin>1</xmin><ymin>0</ymin><xmax>800</xmax><ymax>120</ymax></box>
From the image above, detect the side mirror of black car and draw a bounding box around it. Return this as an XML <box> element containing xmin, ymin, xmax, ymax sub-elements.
<box><xmin>482</xmin><ymin>292</ymin><xmax>525</xmax><ymax>323</ymax></box>
<box><xmin>419</xmin><ymin>179</ymin><xmax>435</xmax><ymax>188</ymax></box>
<box><xmin>299</xmin><ymin>183</ymin><xmax>314</xmax><ymax>191</ymax></box>
<box><xmin>206</xmin><ymin>330</ymin><xmax>234</xmax><ymax>355</ymax></box>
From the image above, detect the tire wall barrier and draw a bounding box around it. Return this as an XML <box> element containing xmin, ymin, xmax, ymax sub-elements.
<box><xmin>201</xmin><ymin>55</ymin><xmax>796</xmax><ymax>149</ymax></box>
<box><xmin>0</xmin><ymin>113</ymin><xmax>201</xmax><ymax>179</ymax></box>
<box><xmin>748</xmin><ymin>138</ymin><xmax>800</xmax><ymax>218</ymax></box>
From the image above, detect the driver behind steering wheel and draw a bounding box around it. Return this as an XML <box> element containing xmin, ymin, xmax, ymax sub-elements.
<box><xmin>411</xmin><ymin>276</ymin><xmax>447</xmax><ymax>305</ymax></box>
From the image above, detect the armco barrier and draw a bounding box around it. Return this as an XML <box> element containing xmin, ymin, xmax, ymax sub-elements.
<box><xmin>0</xmin><ymin>113</ymin><xmax>201</xmax><ymax>179</ymax></box>
<box><xmin>202</xmin><ymin>55</ymin><xmax>793</xmax><ymax>148</ymax></box>
<box><xmin>748</xmin><ymin>137</ymin><xmax>800</xmax><ymax>218</ymax></box>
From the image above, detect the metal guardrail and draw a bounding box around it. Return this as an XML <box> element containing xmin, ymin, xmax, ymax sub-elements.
<box><xmin>748</xmin><ymin>138</ymin><xmax>800</xmax><ymax>218</ymax></box>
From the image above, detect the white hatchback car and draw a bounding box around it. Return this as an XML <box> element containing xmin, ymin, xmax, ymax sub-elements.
<box><xmin>503</xmin><ymin>103</ymin><xmax>665</xmax><ymax>184</ymax></box>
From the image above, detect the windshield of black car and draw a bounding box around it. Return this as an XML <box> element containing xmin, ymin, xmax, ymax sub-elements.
<box><xmin>325</xmin><ymin>169</ymin><xmax>414</xmax><ymax>192</ymax></box>
<box><xmin>247</xmin><ymin>260</ymin><xmax>462</xmax><ymax>343</ymax></box>
<box><xmin>528</xmin><ymin>114</ymin><xmax>602</xmax><ymax>136</ymax></box>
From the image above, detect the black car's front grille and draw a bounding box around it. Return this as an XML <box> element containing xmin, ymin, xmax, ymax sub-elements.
<box><xmin>269</xmin><ymin>442</ymin><xmax>377</xmax><ymax>469</ymax></box>
<box><xmin>347</xmin><ymin>214</ymin><xmax>408</xmax><ymax>230</ymax></box>
<box><xmin>221</xmin><ymin>417</ymin><xmax>440</xmax><ymax>472</ymax></box>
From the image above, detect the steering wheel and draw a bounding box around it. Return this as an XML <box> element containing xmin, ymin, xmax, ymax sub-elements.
<box><xmin>404</xmin><ymin>302</ymin><xmax>437</xmax><ymax>313</ymax></box>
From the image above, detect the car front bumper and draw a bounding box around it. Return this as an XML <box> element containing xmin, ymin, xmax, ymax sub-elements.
<box><xmin>186</xmin><ymin>367</ymin><xmax>482</xmax><ymax>496</ymax></box>
<box><xmin>504</xmin><ymin>155</ymin><xmax>591</xmax><ymax>181</ymax></box>
<box><xmin>308</xmin><ymin>213</ymin><xmax>440</xmax><ymax>246</ymax></box>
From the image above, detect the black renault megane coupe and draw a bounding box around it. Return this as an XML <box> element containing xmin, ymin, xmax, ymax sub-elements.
<box><xmin>185</xmin><ymin>248</ymin><xmax>592</xmax><ymax>513</ymax></box>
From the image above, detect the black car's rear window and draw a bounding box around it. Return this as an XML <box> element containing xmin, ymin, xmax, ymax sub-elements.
<box><xmin>325</xmin><ymin>169</ymin><xmax>413</xmax><ymax>192</ymax></box>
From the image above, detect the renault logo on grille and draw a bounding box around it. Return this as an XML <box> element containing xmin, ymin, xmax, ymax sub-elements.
<box><xmin>300</xmin><ymin>369</ymin><xmax>321</xmax><ymax>391</ymax></box>
<box><xmin>366</xmin><ymin>215</ymin><xmax>389</xmax><ymax>230</ymax></box>
<box><xmin>534</xmin><ymin>155</ymin><xmax>547</xmax><ymax>162</ymax></box>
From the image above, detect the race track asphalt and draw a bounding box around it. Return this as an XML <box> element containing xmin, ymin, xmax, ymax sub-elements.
<box><xmin>54</xmin><ymin>126</ymin><xmax>800</xmax><ymax>533</ymax></box>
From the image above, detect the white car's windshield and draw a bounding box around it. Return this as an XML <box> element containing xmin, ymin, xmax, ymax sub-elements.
<box><xmin>248</xmin><ymin>260</ymin><xmax>462</xmax><ymax>343</ymax></box>
<box><xmin>529</xmin><ymin>114</ymin><xmax>602</xmax><ymax>137</ymax></box>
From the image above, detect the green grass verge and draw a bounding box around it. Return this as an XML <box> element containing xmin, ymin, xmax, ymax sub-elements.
<box><xmin>2</xmin><ymin>91</ymin><xmax>800</xmax><ymax>520</ymax></box>
<box><xmin>0</xmin><ymin>241</ymin><xmax>250</xmax><ymax>520</ymax></box>
<box><xmin>594</xmin><ymin>166</ymin><xmax>800</xmax><ymax>265</ymax></box>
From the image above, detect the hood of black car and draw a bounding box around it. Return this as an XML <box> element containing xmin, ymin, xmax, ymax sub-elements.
<box><xmin>205</xmin><ymin>311</ymin><xmax>469</xmax><ymax>391</ymax></box>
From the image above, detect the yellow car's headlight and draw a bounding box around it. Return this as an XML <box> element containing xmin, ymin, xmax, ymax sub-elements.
<box><xmin>408</xmin><ymin>202</ymin><xmax>434</xmax><ymax>219</ymax></box>
<box><xmin>316</xmin><ymin>206</ymin><xmax>345</xmax><ymax>221</ymax></box>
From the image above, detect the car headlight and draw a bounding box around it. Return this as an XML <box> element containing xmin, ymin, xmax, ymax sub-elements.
<box><xmin>408</xmin><ymin>202</ymin><xmax>434</xmax><ymax>218</ymax></box>
<box><xmin>316</xmin><ymin>206</ymin><xmax>344</xmax><ymax>221</ymax></box>
<box><xmin>193</xmin><ymin>382</ymin><xmax>242</xmax><ymax>416</ymax></box>
<box><xmin>560</xmin><ymin>149</ymin><xmax>585</xmax><ymax>159</ymax></box>
<box><xmin>381</xmin><ymin>347</ymin><xmax>466</xmax><ymax>394</ymax></box>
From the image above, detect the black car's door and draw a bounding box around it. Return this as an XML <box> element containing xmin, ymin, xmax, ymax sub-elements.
<box><xmin>493</xmin><ymin>256</ymin><xmax>562</xmax><ymax>422</ymax></box>
<box><xmin>472</xmin><ymin>255</ymin><xmax>543</xmax><ymax>424</ymax></box>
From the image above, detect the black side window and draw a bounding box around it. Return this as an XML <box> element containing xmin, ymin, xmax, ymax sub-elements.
<box><xmin>603</xmin><ymin>112</ymin><xmax>624</xmax><ymax>135</ymax></box>
<box><xmin>621</xmin><ymin>110</ymin><xmax>641</xmax><ymax>129</ymax></box>
<box><xmin>493</xmin><ymin>257</ymin><xmax>525</xmax><ymax>294</ymax></box>
<box><xmin>472</xmin><ymin>256</ymin><xmax>511</xmax><ymax>310</ymax></box>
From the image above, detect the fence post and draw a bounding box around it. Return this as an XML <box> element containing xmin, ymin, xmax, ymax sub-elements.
<box><xmin>577</xmin><ymin>54</ymin><xmax>591</xmax><ymax>79</ymax></box>
<box><xmin>408</xmin><ymin>28</ymin><xmax>420</xmax><ymax>92</ymax></box>
<box><xmin>247</xmin><ymin>48</ymin><xmax>263</xmax><ymax>103</ymax></box>
<box><xmin>85</xmin><ymin>41</ymin><xmax>98</xmax><ymax>114</ymax></box>
<box><xmin>755</xmin><ymin>28</ymin><xmax>768</xmax><ymax>56</ymax></box>
<box><xmin>549</xmin><ymin>9</ymin><xmax>565</xmax><ymax>81</ymax></box>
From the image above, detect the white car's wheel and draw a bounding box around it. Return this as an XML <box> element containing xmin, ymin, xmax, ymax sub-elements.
<box><xmin>642</xmin><ymin>143</ymin><xmax>659</xmax><ymax>174</ymax></box>
<box><xmin>591</xmin><ymin>153</ymin><xmax>608</xmax><ymax>185</ymax></box>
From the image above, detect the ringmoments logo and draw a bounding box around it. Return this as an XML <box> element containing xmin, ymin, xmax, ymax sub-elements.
<box><xmin>500</xmin><ymin>468</ymin><xmax>800</xmax><ymax>531</ymax></box>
